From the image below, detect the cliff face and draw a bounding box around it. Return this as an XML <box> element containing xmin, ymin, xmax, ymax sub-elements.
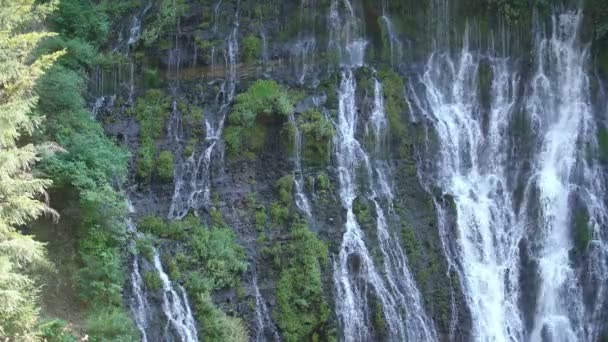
<box><xmin>86</xmin><ymin>0</ymin><xmax>608</xmax><ymax>341</ymax></box>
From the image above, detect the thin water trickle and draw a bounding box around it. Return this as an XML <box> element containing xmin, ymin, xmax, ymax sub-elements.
<box><xmin>168</xmin><ymin>5</ymin><xmax>240</xmax><ymax>219</ymax></box>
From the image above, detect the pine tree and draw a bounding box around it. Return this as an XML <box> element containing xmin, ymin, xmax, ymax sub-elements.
<box><xmin>0</xmin><ymin>0</ymin><xmax>63</xmax><ymax>337</ymax></box>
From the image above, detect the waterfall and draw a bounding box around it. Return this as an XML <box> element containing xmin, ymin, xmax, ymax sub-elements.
<box><xmin>418</xmin><ymin>32</ymin><xmax>523</xmax><ymax>341</ymax></box>
<box><xmin>127</xmin><ymin>218</ymin><xmax>151</xmax><ymax>342</ymax></box>
<box><xmin>526</xmin><ymin>11</ymin><xmax>608</xmax><ymax>341</ymax></box>
<box><xmin>413</xmin><ymin>7</ymin><xmax>608</xmax><ymax>342</ymax></box>
<box><xmin>127</xmin><ymin>202</ymin><xmax>198</xmax><ymax>342</ymax></box>
<box><xmin>153</xmin><ymin>252</ymin><xmax>199</xmax><ymax>342</ymax></box>
<box><xmin>379</xmin><ymin>16</ymin><xmax>403</xmax><ymax>67</ymax></box>
<box><xmin>329</xmin><ymin>1</ymin><xmax>435</xmax><ymax>340</ymax></box>
<box><xmin>288</xmin><ymin>113</ymin><xmax>313</xmax><ymax>218</ymax></box>
<box><xmin>252</xmin><ymin>274</ymin><xmax>281</xmax><ymax>342</ymax></box>
<box><xmin>168</xmin><ymin>4</ymin><xmax>240</xmax><ymax>219</ymax></box>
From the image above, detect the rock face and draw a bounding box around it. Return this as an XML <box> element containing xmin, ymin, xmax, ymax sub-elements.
<box><xmin>93</xmin><ymin>0</ymin><xmax>608</xmax><ymax>341</ymax></box>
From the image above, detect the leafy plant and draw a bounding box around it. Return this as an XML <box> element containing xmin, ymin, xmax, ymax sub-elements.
<box><xmin>157</xmin><ymin>150</ymin><xmax>175</xmax><ymax>181</ymax></box>
<box><xmin>225</xmin><ymin>80</ymin><xmax>294</xmax><ymax>158</ymax></box>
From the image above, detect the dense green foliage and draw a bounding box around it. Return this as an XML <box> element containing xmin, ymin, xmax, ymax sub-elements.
<box><xmin>194</xmin><ymin>293</ymin><xmax>249</xmax><ymax>342</ymax></box>
<box><xmin>297</xmin><ymin>110</ymin><xmax>335</xmax><ymax>165</ymax></box>
<box><xmin>30</xmin><ymin>0</ymin><xmax>136</xmax><ymax>339</ymax></box>
<box><xmin>133</xmin><ymin>90</ymin><xmax>171</xmax><ymax>180</ymax></box>
<box><xmin>139</xmin><ymin>214</ymin><xmax>248</xmax><ymax>340</ymax></box>
<box><xmin>255</xmin><ymin>176</ymin><xmax>334</xmax><ymax>341</ymax></box>
<box><xmin>274</xmin><ymin>220</ymin><xmax>332</xmax><ymax>342</ymax></box>
<box><xmin>225</xmin><ymin>80</ymin><xmax>294</xmax><ymax>158</ymax></box>
<box><xmin>0</xmin><ymin>0</ymin><xmax>62</xmax><ymax>337</ymax></box>
<box><xmin>242</xmin><ymin>35</ymin><xmax>262</xmax><ymax>63</ymax></box>
<box><xmin>378</xmin><ymin>69</ymin><xmax>410</xmax><ymax>158</ymax></box>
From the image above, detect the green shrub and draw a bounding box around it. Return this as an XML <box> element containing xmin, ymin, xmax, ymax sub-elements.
<box><xmin>157</xmin><ymin>150</ymin><xmax>175</xmax><ymax>181</ymax></box>
<box><xmin>224</xmin><ymin>80</ymin><xmax>293</xmax><ymax>158</ymax></box>
<box><xmin>276</xmin><ymin>175</ymin><xmax>295</xmax><ymax>205</ymax></box>
<box><xmin>317</xmin><ymin>172</ymin><xmax>331</xmax><ymax>192</ymax></box>
<box><xmin>274</xmin><ymin>221</ymin><xmax>331</xmax><ymax>342</ymax></box>
<box><xmin>188</xmin><ymin>225</ymin><xmax>247</xmax><ymax>289</ymax></box>
<box><xmin>134</xmin><ymin>90</ymin><xmax>171</xmax><ymax>180</ymax></box>
<box><xmin>270</xmin><ymin>202</ymin><xmax>290</xmax><ymax>227</ymax></box>
<box><xmin>255</xmin><ymin>206</ymin><xmax>267</xmax><ymax>231</ymax></box>
<box><xmin>143</xmin><ymin>271</ymin><xmax>163</xmax><ymax>291</ymax></box>
<box><xmin>138</xmin><ymin>215</ymin><xmax>186</xmax><ymax>240</ymax></box>
<box><xmin>195</xmin><ymin>293</ymin><xmax>249</xmax><ymax>342</ymax></box>
<box><xmin>74</xmin><ymin>229</ymin><xmax>124</xmax><ymax>309</ymax></box>
<box><xmin>85</xmin><ymin>309</ymin><xmax>139</xmax><ymax>342</ymax></box>
<box><xmin>39</xmin><ymin>319</ymin><xmax>77</xmax><ymax>342</ymax></box>
<box><xmin>135</xmin><ymin>236</ymin><xmax>155</xmax><ymax>262</ymax></box>
<box><xmin>298</xmin><ymin>110</ymin><xmax>335</xmax><ymax>165</ymax></box>
<box><xmin>242</xmin><ymin>35</ymin><xmax>262</xmax><ymax>63</ymax></box>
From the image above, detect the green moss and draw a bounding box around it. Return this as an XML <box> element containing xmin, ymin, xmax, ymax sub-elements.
<box><xmin>184</xmin><ymin>137</ymin><xmax>198</xmax><ymax>157</ymax></box>
<box><xmin>378</xmin><ymin>69</ymin><xmax>410</xmax><ymax>158</ymax></box>
<box><xmin>372</xmin><ymin>299</ymin><xmax>387</xmax><ymax>339</ymax></box>
<box><xmin>353</xmin><ymin>197</ymin><xmax>373</xmax><ymax>226</ymax></box>
<box><xmin>157</xmin><ymin>150</ymin><xmax>175</xmax><ymax>181</ymax></box>
<box><xmin>298</xmin><ymin>109</ymin><xmax>335</xmax><ymax>165</ymax></box>
<box><xmin>242</xmin><ymin>35</ymin><xmax>262</xmax><ymax>63</ymax></box>
<box><xmin>574</xmin><ymin>208</ymin><xmax>592</xmax><ymax>253</ymax></box>
<box><xmin>143</xmin><ymin>271</ymin><xmax>162</xmax><ymax>291</ymax></box>
<box><xmin>143</xmin><ymin>68</ymin><xmax>161</xmax><ymax>89</ymax></box>
<box><xmin>598</xmin><ymin>126</ymin><xmax>608</xmax><ymax>162</ymax></box>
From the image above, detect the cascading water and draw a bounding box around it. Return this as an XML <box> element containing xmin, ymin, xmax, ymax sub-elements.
<box><xmin>152</xmin><ymin>252</ymin><xmax>199</xmax><ymax>342</ymax></box>
<box><xmin>252</xmin><ymin>273</ymin><xmax>281</xmax><ymax>342</ymax></box>
<box><xmin>168</xmin><ymin>4</ymin><xmax>240</xmax><ymax>219</ymax></box>
<box><xmin>525</xmin><ymin>11</ymin><xmax>608</xmax><ymax>341</ymax></box>
<box><xmin>418</xmin><ymin>33</ymin><xmax>523</xmax><ymax>341</ymax></box>
<box><xmin>127</xmin><ymin>202</ymin><xmax>198</xmax><ymax>342</ymax></box>
<box><xmin>412</xmin><ymin>6</ymin><xmax>608</xmax><ymax>342</ymax></box>
<box><xmin>127</xmin><ymin>217</ymin><xmax>151</xmax><ymax>342</ymax></box>
<box><xmin>288</xmin><ymin>113</ymin><xmax>313</xmax><ymax>218</ymax></box>
<box><xmin>329</xmin><ymin>1</ymin><xmax>435</xmax><ymax>340</ymax></box>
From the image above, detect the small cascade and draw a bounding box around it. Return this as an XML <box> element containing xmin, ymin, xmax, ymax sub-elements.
<box><xmin>125</xmin><ymin>1</ymin><xmax>152</xmax><ymax>104</ymax></box>
<box><xmin>288</xmin><ymin>113</ymin><xmax>313</xmax><ymax>218</ymax></box>
<box><xmin>126</xmin><ymin>218</ymin><xmax>151</xmax><ymax>342</ymax></box>
<box><xmin>291</xmin><ymin>37</ymin><xmax>316</xmax><ymax>85</ymax></box>
<box><xmin>329</xmin><ymin>1</ymin><xmax>435</xmax><ymax>340</ymax></box>
<box><xmin>126</xmin><ymin>201</ymin><xmax>198</xmax><ymax>342</ymax></box>
<box><xmin>153</xmin><ymin>252</ymin><xmax>199</xmax><ymax>342</ymax></box>
<box><xmin>366</xmin><ymin>78</ymin><xmax>438</xmax><ymax>341</ymax></box>
<box><xmin>379</xmin><ymin>16</ymin><xmax>403</xmax><ymax>67</ymax></box>
<box><xmin>260</xmin><ymin>26</ymin><xmax>269</xmax><ymax>72</ymax></box>
<box><xmin>252</xmin><ymin>274</ymin><xmax>281</xmax><ymax>342</ymax></box>
<box><xmin>168</xmin><ymin>4</ymin><xmax>240</xmax><ymax>219</ymax></box>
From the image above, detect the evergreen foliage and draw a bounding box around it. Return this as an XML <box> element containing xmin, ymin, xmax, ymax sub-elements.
<box><xmin>0</xmin><ymin>0</ymin><xmax>62</xmax><ymax>336</ymax></box>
